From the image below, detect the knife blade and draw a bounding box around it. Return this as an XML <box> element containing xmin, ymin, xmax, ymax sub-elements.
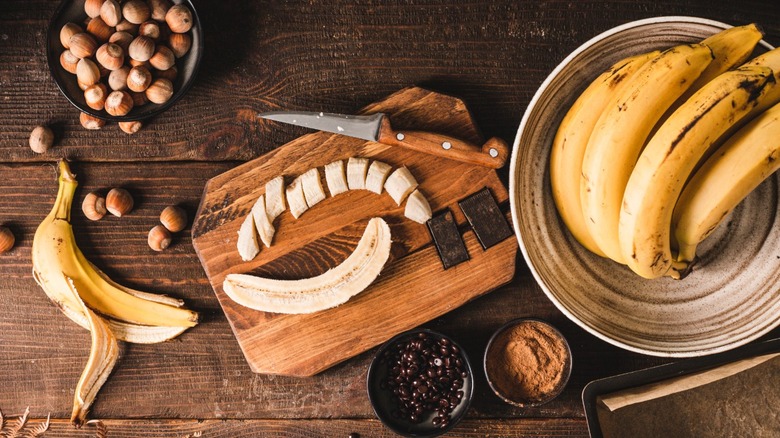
<box><xmin>258</xmin><ymin>111</ymin><xmax>508</xmax><ymax>169</ymax></box>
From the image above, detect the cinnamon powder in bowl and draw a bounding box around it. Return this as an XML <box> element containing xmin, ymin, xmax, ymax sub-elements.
<box><xmin>484</xmin><ymin>319</ymin><xmax>572</xmax><ymax>406</ymax></box>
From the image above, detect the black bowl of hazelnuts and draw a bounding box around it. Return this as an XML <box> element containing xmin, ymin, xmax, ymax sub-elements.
<box><xmin>46</xmin><ymin>0</ymin><xmax>203</xmax><ymax>127</ymax></box>
<box><xmin>367</xmin><ymin>329</ymin><xmax>474</xmax><ymax>437</ymax></box>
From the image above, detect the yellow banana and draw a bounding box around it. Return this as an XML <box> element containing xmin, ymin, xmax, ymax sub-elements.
<box><xmin>619</xmin><ymin>66</ymin><xmax>775</xmax><ymax>279</ymax></box>
<box><xmin>673</xmin><ymin>101</ymin><xmax>780</xmax><ymax>263</ymax></box>
<box><xmin>689</xmin><ymin>24</ymin><xmax>763</xmax><ymax>95</ymax></box>
<box><xmin>32</xmin><ymin>161</ymin><xmax>198</xmax><ymax>342</ymax></box>
<box><xmin>580</xmin><ymin>44</ymin><xmax>714</xmax><ymax>263</ymax></box>
<box><xmin>550</xmin><ymin>51</ymin><xmax>658</xmax><ymax>257</ymax></box>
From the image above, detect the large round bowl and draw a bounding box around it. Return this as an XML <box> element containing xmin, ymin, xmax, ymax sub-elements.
<box><xmin>510</xmin><ymin>16</ymin><xmax>779</xmax><ymax>357</ymax></box>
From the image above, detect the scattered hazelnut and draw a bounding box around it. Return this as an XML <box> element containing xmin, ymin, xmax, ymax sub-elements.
<box><xmin>147</xmin><ymin>225</ymin><xmax>172</xmax><ymax>251</ymax></box>
<box><xmin>165</xmin><ymin>5</ymin><xmax>192</xmax><ymax>34</ymax></box>
<box><xmin>138</xmin><ymin>20</ymin><xmax>161</xmax><ymax>41</ymax></box>
<box><xmin>145</xmin><ymin>78</ymin><xmax>173</xmax><ymax>104</ymax></box>
<box><xmin>115</xmin><ymin>19</ymin><xmax>139</xmax><ymax>34</ymax></box>
<box><xmin>167</xmin><ymin>32</ymin><xmax>191</xmax><ymax>58</ymax></box>
<box><xmin>0</xmin><ymin>227</ymin><xmax>15</xmax><ymax>254</ymax></box>
<box><xmin>127</xmin><ymin>65</ymin><xmax>152</xmax><ymax>92</ymax></box>
<box><xmin>123</xmin><ymin>0</ymin><xmax>151</xmax><ymax>25</ymax></box>
<box><xmin>29</xmin><ymin>125</ymin><xmax>54</xmax><ymax>154</ymax></box>
<box><xmin>108</xmin><ymin>65</ymin><xmax>130</xmax><ymax>90</ymax></box>
<box><xmin>84</xmin><ymin>83</ymin><xmax>108</xmax><ymax>110</ymax></box>
<box><xmin>119</xmin><ymin>120</ymin><xmax>143</xmax><ymax>134</ymax></box>
<box><xmin>105</xmin><ymin>90</ymin><xmax>134</xmax><ymax>116</ymax></box>
<box><xmin>76</xmin><ymin>58</ymin><xmax>100</xmax><ymax>89</ymax></box>
<box><xmin>96</xmin><ymin>43</ymin><xmax>124</xmax><ymax>70</ymax></box>
<box><xmin>60</xmin><ymin>49</ymin><xmax>80</xmax><ymax>74</ymax></box>
<box><xmin>128</xmin><ymin>36</ymin><xmax>155</xmax><ymax>62</ymax></box>
<box><xmin>149</xmin><ymin>45</ymin><xmax>174</xmax><ymax>71</ymax></box>
<box><xmin>106</xmin><ymin>188</ymin><xmax>134</xmax><ymax>217</ymax></box>
<box><xmin>60</xmin><ymin>23</ymin><xmax>83</xmax><ymax>49</ymax></box>
<box><xmin>148</xmin><ymin>0</ymin><xmax>172</xmax><ymax>22</ymax></box>
<box><xmin>84</xmin><ymin>0</ymin><xmax>105</xmax><ymax>18</ymax></box>
<box><xmin>155</xmin><ymin>65</ymin><xmax>177</xmax><ymax>82</ymax></box>
<box><xmin>99</xmin><ymin>0</ymin><xmax>122</xmax><ymax>27</ymax></box>
<box><xmin>86</xmin><ymin>17</ymin><xmax>113</xmax><ymax>43</ymax></box>
<box><xmin>69</xmin><ymin>33</ymin><xmax>98</xmax><ymax>59</ymax></box>
<box><xmin>82</xmin><ymin>191</ymin><xmax>107</xmax><ymax>221</ymax></box>
<box><xmin>160</xmin><ymin>205</ymin><xmax>187</xmax><ymax>232</ymax></box>
<box><xmin>108</xmin><ymin>31</ymin><xmax>133</xmax><ymax>51</ymax></box>
<box><xmin>80</xmin><ymin>112</ymin><xmax>105</xmax><ymax>130</ymax></box>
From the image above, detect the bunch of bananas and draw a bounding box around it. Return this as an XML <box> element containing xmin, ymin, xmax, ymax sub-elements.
<box><xmin>31</xmin><ymin>161</ymin><xmax>198</xmax><ymax>426</ymax></box>
<box><xmin>550</xmin><ymin>24</ymin><xmax>780</xmax><ymax>279</ymax></box>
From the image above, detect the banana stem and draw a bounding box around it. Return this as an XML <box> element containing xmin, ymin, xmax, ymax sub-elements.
<box><xmin>54</xmin><ymin>161</ymin><xmax>78</xmax><ymax>222</ymax></box>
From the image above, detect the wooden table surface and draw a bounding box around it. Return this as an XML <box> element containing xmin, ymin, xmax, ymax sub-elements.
<box><xmin>2</xmin><ymin>1</ymin><xmax>780</xmax><ymax>436</ymax></box>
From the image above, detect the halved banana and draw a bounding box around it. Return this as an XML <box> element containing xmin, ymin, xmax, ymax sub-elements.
<box><xmin>365</xmin><ymin>160</ymin><xmax>392</xmax><ymax>194</ymax></box>
<box><xmin>325</xmin><ymin>160</ymin><xmax>349</xmax><ymax>196</ymax></box>
<box><xmin>385</xmin><ymin>166</ymin><xmax>418</xmax><ymax>205</ymax></box>
<box><xmin>347</xmin><ymin>157</ymin><xmax>369</xmax><ymax>190</ymax></box>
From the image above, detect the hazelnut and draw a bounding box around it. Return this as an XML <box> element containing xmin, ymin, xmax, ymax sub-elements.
<box><xmin>160</xmin><ymin>205</ymin><xmax>187</xmax><ymax>232</ymax></box>
<box><xmin>119</xmin><ymin>120</ymin><xmax>143</xmax><ymax>134</ymax></box>
<box><xmin>138</xmin><ymin>20</ymin><xmax>161</xmax><ymax>41</ymax></box>
<box><xmin>145</xmin><ymin>78</ymin><xmax>173</xmax><ymax>104</ymax></box>
<box><xmin>155</xmin><ymin>65</ymin><xmax>177</xmax><ymax>82</ymax></box>
<box><xmin>96</xmin><ymin>43</ymin><xmax>124</xmax><ymax>70</ymax></box>
<box><xmin>84</xmin><ymin>83</ymin><xmax>108</xmax><ymax>110</ymax></box>
<box><xmin>69</xmin><ymin>33</ymin><xmax>97</xmax><ymax>59</ymax></box>
<box><xmin>167</xmin><ymin>32</ymin><xmax>191</xmax><ymax>58</ymax></box>
<box><xmin>105</xmin><ymin>90</ymin><xmax>134</xmax><ymax>116</ymax></box>
<box><xmin>108</xmin><ymin>65</ymin><xmax>130</xmax><ymax>90</ymax></box>
<box><xmin>60</xmin><ymin>23</ymin><xmax>83</xmax><ymax>49</ymax></box>
<box><xmin>76</xmin><ymin>58</ymin><xmax>100</xmax><ymax>89</ymax></box>
<box><xmin>60</xmin><ymin>49</ymin><xmax>80</xmax><ymax>74</ymax></box>
<box><xmin>149</xmin><ymin>45</ymin><xmax>174</xmax><ymax>71</ymax></box>
<box><xmin>147</xmin><ymin>225</ymin><xmax>172</xmax><ymax>251</ymax></box>
<box><xmin>0</xmin><ymin>227</ymin><xmax>15</xmax><ymax>254</ymax></box>
<box><xmin>80</xmin><ymin>112</ymin><xmax>106</xmax><ymax>130</ymax></box>
<box><xmin>115</xmin><ymin>20</ymin><xmax>139</xmax><ymax>34</ymax></box>
<box><xmin>123</xmin><ymin>0</ymin><xmax>151</xmax><ymax>25</ymax></box>
<box><xmin>127</xmin><ymin>65</ymin><xmax>152</xmax><ymax>92</ymax></box>
<box><xmin>84</xmin><ymin>0</ymin><xmax>105</xmax><ymax>18</ymax></box>
<box><xmin>165</xmin><ymin>5</ymin><xmax>193</xmax><ymax>34</ymax></box>
<box><xmin>99</xmin><ymin>0</ymin><xmax>122</xmax><ymax>27</ymax></box>
<box><xmin>106</xmin><ymin>188</ymin><xmax>134</xmax><ymax>217</ymax></box>
<box><xmin>86</xmin><ymin>17</ymin><xmax>113</xmax><ymax>43</ymax></box>
<box><xmin>109</xmin><ymin>31</ymin><xmax>133</xmax><ymax>51</ymax></box>
<box><xmin>128</xmin><ymin>36</ymin><xmax>155</xmax><ymax>62</ymax></box>
<box><xmin>29</xmin><ymin>125</ymin><xmax>54</xmax><ymax>154</ymax></box>
<box><xmin>82</xmin><ymin>191</ymin><xmax>107</xmax><ymax>221</ymax></box>
<box><xmin>129</xmin><ymin>58</ymin><xmax>151</xmax><ymax>68</ymax></box>
<box><xmin>148</xmin><ymin>0</ymin><xmax>172</xmax><ymax>21</ymax></box>
<box><xmin>130</xmin><ymin>91</ymin><xmax>148</xmax><ymax>107</ymax></box>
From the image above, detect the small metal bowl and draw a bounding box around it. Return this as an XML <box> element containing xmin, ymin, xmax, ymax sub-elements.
<box><xmin>46</xmin><ymin>0</ymin><xmax>203</xmax><ymax>121</ymax></box>
<box><xmin>484</xmin><ymin>318</ymin><xmax>572</xmax><ymax>407</ymax></box>
<box><xmin>367</xmin><ymin>329</ymin><xmax>474</xmax><ymax>437</ymax></box>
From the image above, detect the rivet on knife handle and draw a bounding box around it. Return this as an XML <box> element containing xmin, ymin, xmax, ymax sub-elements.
<box><xmin>377</xmin><ymin>117</ymin><xmax>508</xmax><ymax>169</ymax></box>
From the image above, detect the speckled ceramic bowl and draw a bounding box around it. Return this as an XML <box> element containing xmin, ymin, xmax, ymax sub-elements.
<box><xmin>510</xmin><ymin>16</ymin><xmax>778</xmax><ymax>357</ymax></box>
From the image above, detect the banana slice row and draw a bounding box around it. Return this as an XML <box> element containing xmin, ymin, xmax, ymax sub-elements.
<box><xmin>236</xmin><ymin>158</ymin><xmax>432</xmax><ymax>261</ymax></box>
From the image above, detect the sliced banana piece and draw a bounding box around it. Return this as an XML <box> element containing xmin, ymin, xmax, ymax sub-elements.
<box><xmin>223</xmin><ymin>217</ymin><xmax>392</xmax><ymax>314</ymax></box>
<box><xmin>325</xmin><ymin>160</ymin><xmax>348</xmax><ymax>196</ymax></box>
<box><xmin>286</xmin><ymin>175</ymin><xmax>308</xmax><ymax>219</ymax></box>
<box><xmin>365</xmin><ymin>160</ymin><xmax>392</xmax><ymax>194</ymax></box>
<box><xmin>301</xmin><ymin>168</ymin><xmax>326</xmax><ymax>208</ymax></box>
<box><xmin>385</xmin><ymin>166</ymin><xmax>418</xmax><ymax>205</ymax></box>
<box><xmin>252</xmin><ymin>195</ymin><xmax>275</xmax><ymax>248</ymax></box>
<box><xmin>347</xmin><ymin>157</ymin><xmax>369</xmax><ymax>190</ymax></box>
<box><xmin>264</xmin><ymin>176</ymin><xmax>286</xmax><ymax>220</ymax></box>
<box><xmin>404</xmin><ymin>189</ymin><xmax>432</xmax><ymax>224</ymax></box>
<box><xmin>236</xmin><ymin>212</ymin><xmax>260</xmax><ymax>261</ymax></box>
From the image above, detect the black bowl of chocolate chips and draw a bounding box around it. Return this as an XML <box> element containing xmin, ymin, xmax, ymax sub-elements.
<box><xmin>367</xmin><ymin>329</ymin><xmax>474</xmax><ymax>437</ymax></box>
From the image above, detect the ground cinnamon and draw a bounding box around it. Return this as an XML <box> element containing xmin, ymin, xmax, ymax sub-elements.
<box><xmin>486</xmin><ymin>320</ymin><xmax>570</xmax><ymax>403</ymax></box>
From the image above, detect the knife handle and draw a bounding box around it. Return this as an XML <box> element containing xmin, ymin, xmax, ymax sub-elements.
<box><xmin>377</xmin><ymin>118</ymin><xmax>508</xmax><ymax>169</ymax></box>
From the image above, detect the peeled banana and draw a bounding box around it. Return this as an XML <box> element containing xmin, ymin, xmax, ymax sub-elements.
<box><xmin>550</xmin><ymin>51</ymin><xmax>658</xmax><ymax>257</ymax></box>
<box><xmin>32</xmin><ymin>161</ymin><xmax>199</xmax><ymax>341</ymax></box>
<box><xmin>619</xmin><ymin>66</ymin><xmax>775</xmax><ymax>279</ymax></box>
<box><xmin>580</xmin><ymin>43</ymin><xmax>714</xmax><ymax>263</ymax></box>
<box><xmin>301</xmin><ymin>168</ymin><xmax>326</xmax><ymax>208</ymax></box>
<box><xmin>365</xmin><ymin>160</ymin><xmax>392</xmax><ymax>194</ymax></box>
<box><xmin>347</xmin><ymin>157</ymin><xmax>369</xmax><ymax>190</ymax></box>
<box><xmin>286</xmin><ymin>175</ymin><xmax>308</xmax><ymax>219</ymax></box>
<box><xmin>325</xmin><ymin>160</ymin><xmax>348</xmax><ymax>196</ymax></box>
<box><xmin>264</xmin><ymin>176</ymin><xmax>287</xmax><ymax>220</ymax></box>
<box><xmin>673</xmin><ymin>101</ymin><xmax>780</xmax><ymax>264</ymax></box>
<box><xmin>404</xmin><ymin>189</ymin><xmax>432</xmax><ymax>224</ymax></box>
<box><xmin>251</xmin><ymin>195</ymin><xmax>275</xmax><ymax>248</ymax></box>
<box><xmin>223</xmin><ymin>217</ymin><xmax>391</xmax><ymax>314</ymax></box>
<box><xmin>385</xmin><ymin>166</ymin><xmax>418</xmax><ymax>205</ymax></box>
<box><xmin>236</xmin><ymin>212</ymin><xmax>260</xmax><ymax>261</ymax></box>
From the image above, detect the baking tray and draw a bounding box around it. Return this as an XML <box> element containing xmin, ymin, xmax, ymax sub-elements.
<box><xmin>582</xmin><ymin>336</ymin><xmax>780</xmax><ymax>437</ymax></box>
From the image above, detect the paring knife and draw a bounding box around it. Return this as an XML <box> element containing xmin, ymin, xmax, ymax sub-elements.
<box><xmin>258</xmin><ymin>111</ymin><xmax>509</xmax><ymax>169</ymax></box>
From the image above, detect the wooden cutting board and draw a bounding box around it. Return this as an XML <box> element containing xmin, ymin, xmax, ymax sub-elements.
<box><xmin>191</xmin><ymin>87</ymin><xmax>517</xmax><ymax>376</ymax></box>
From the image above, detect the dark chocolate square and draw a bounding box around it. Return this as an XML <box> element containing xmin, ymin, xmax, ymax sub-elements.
<box><xmin>458</xmin><ymin>188</ymin><xmax>512</xmax><ymax>250</ymax></box>
<box><xmin>427</xmin><ymin>209</ymin><xmax>470</xmax><ymax>269</ymax></box>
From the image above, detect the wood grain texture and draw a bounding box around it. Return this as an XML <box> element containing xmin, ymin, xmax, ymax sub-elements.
<box><xmin>192</xmin><ymin>88</ymin><xmax>516</xmax><ymax>376</ymax></box>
